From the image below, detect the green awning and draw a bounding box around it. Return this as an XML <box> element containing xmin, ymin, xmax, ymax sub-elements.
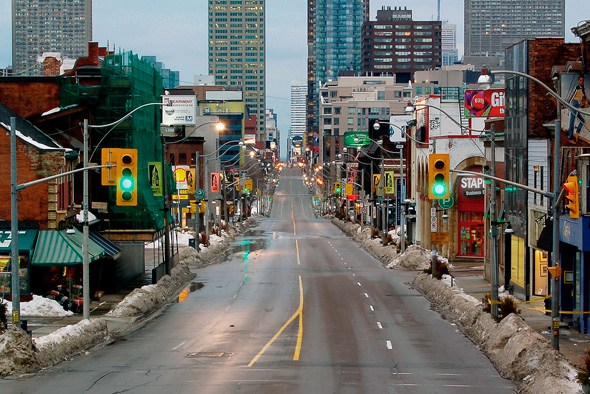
<box><xmin>31</xmin><ymin>228</ymin><xmax>106</xmax><ymax>266</ymax></box>
<box><xmin>0</xmin><ymin>229</ymin><xmax>38</xmax><ymax>254</ymax></box>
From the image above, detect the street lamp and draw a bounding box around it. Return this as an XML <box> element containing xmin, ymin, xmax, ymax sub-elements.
<box><xmin>83</xmin><ymin>102</ymin><xmax>174</xmax><ymax>319</ymax></box>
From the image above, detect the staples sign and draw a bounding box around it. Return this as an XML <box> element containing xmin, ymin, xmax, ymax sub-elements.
<box><xmin>464</xmin><ymin>89</ymin><xmax>505</xmax><ymax>118</ymax></box>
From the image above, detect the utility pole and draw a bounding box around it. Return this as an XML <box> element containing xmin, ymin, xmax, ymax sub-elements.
<box><xmin>195</xmin><ymin>151</ymin><xmax>201</xmax><ymax>251</ymax></box>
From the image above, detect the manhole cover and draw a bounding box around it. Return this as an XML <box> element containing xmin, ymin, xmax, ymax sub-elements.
<box><xmin>186</xmin><ymin>352</ymin><xmax>226</xmax><ymax>358</ymax></box>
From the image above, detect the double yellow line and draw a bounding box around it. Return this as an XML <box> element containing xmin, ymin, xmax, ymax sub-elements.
<box><xmin>248</xmin><ymin>210</ymin><xmax>304</xmax><ymax>367</ymax></box>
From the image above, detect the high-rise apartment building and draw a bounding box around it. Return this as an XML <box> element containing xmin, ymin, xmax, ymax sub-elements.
<box><xmin>290</xmin><ymin>81</ymin><xmax>307</xmax><ymax>138</ymax></box>
<box><xmin>464</xmin><ymin>0</ymin><xmax>565</xmax><ymax>57</ymax></box>
<box><xmin>361</xmin><ymin>7</ymin><xmax>442</xmax><ymax>83</ymax></box>
<box><xmin>307</xmin><ymin>0</ymin><xmax>368</xmax><ymax>136</ymax></box>
<box><xmin>12</xmin><ymin>0</ymin><xmax>92</xmax><ymax>76</ymax></box>
<box><xmin>442</xmin><ymin>22</ymin><xmax>459</xmax><ymax>66</ymax></box>
<box><xmin>208</xmin><ymin>0</ymin><xmax>266</xmax><ymax>139</ymax></box>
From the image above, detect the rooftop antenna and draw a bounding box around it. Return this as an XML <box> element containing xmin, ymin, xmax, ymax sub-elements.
<box><xmin>438</xmin><ymin>0</ymin><xmax>441</xmax><ymax>21</ymax></box>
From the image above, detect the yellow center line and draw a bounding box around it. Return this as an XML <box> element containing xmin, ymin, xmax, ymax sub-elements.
<box><xmin>247</xmin><ymin>275</ymin><xmax>304</xmax><ymax>367</ymax></box>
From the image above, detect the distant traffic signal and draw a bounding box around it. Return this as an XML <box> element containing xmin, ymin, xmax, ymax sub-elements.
<box><xmin>563</xmin><ymin>175</ymin><xmax>579</xmax><ymax>219</ymax></box>
<box><xmin>334</xmin><ymin>182</ymin><xmax>341</xmax><ymax>196</ymax></box>
<box><xmin>428</xmin><ymin>153</ymin><xmax>450</xmax><ymax>200</ymax></box>
<box><xmin>116</xmin><ymin>148</ymin><xmax>138</xmax><ymax>206</ymax></box>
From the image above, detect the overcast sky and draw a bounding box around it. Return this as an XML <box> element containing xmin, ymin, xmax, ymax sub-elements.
<box><xmin>0</xmin><ymin>0</ymin><xmax>588</xmax><ymax>150</ymax></box>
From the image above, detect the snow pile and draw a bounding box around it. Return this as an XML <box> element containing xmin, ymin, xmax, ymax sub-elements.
<box><xmin>413</xmin><ymin>273</ymin><xmax>581</xmax><ymax>393</ymax></box>
<box><xmin>0</xmin><ymin>327</ymin><xmax>39</xmax><ymax>377</ymax></box>
<box><xmin>387</xmin><ymin>245</ymin><xmax>431</xmax><ymax>270</ymax></box>
<box><xmin>4</xmin><ymin>295</ymin><xmax>74</xmax><ymax>317</ymax></box>
<box><xmin>107</xmin><ymin>264</ymin><xmax>195</xmax><ymax>318</ymax></box>
<box><xmin>34</xmin><ymin>319</ymin><xmax>108</xmax><ymax>368</ymax></box>
<box><xmin>331</xmin><ymin>216</ymin><xmax>582</xmax><ymax>393</ymax></box>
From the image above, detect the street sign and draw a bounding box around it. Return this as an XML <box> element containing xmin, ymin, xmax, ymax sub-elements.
<box><xmin>344</xmin><ymin>131</ymin><xmax>371</xmax><ymax>147</ymax></box>
<box><xmin>431</xmin><ymin>232</ymin><xmax>449</xmax><ymax>245</ymax></box>
<box><xmin>430</xmin><ymin>207</ymin><xmax>438</xmax><ymax>232</ymax></box>
<box><xmin>195</xmin><ymin>189</ymin><xmax>205</xmax><ymax>199</ymax></box>
<box><xmin>438</xmin><ymin>197</ymin><xmax>454</xmax><ymax>209</ymax></box>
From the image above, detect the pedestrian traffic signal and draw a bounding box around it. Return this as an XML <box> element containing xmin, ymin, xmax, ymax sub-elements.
<box><xmin>428</xmin><ymin>153</ymin><xmax>450</xmax><ymax>199</ymax></box>
<box><xmin>563</xmin><ymin>175</ymin><xmax>579</xmax><ymax>219</ymax></box>
<box><xmin>334</xmin><ymin>182</ymin><xmax>341</xmax><ymax>195</ymax></box>
<box><xmin>116</xmin><ymin>148</ymin><xmax>138</xmax><ymax>206</ymax></box>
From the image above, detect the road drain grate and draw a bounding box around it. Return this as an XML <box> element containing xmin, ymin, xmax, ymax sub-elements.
<box><xmin>186</xmin><ymin>352</ymin><xmax>226</xmax><ymax>358</ymax></box>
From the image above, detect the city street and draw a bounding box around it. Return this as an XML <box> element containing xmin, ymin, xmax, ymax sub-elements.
<box><xmin>0</xmin><ymin>168</ymin><xmax>515</xmax><ymax>393</ymax></box>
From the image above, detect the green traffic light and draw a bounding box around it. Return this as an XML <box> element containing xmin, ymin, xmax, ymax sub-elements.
<box><xmin>433</xmin><ymin>183</ymin><xmax>446</xmax><ymax>196</ymax></box>
<box><xmin>119</xmin><ymin>168</ymin><xmax>135</xmax><ymax>195</ymax></box>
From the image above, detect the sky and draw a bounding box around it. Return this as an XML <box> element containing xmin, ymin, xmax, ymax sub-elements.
<box><xmin>0</xmin><ymin>0</ymin><xmax>589</xmax><ymax>156</ymax></box>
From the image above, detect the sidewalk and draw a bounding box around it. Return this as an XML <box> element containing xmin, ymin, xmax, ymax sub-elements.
<box><xmin>453</xmin><ymin>270</ymin><xmax>590</xmax><ymax>370</ymax></box>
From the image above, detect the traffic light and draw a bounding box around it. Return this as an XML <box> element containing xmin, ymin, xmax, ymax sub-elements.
<box><xmin>116</xmin><ymin>148</ymin><xmax>138</xmax><ymax>206</ymax></box>
<box><xmin>428</xmin><ymin>153</ymin><xmax>450</xmax><ymax>200</ymax></box>
<box><xmin>334</xmin><ymin>182</ymin><xmax>341</xmax><ymax>196</ymax></box>
<box><xmin>563</xmin><ymin>175</ymin><xmax>579</xmax><ymax>219</ymax></box>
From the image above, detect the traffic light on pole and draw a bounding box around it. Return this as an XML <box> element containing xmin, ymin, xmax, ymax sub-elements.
<box><xmin>428</xmin><ymin>153</ymin><xmax>450</xmax><ymax>200</ymax></box>
<box><xmin>563</xmin><ymin>175</ymin><xmax>579</xmax><ymax>219</ymax></box>
<box><xmin>334</xmin><ymin>182</ymin><xmax>341</xmax><ymax>196</ymax></box>
<box><xmin>116</xmin><ymin>148</ymin><xmax>138</xmax><ymax>206</ymax></box>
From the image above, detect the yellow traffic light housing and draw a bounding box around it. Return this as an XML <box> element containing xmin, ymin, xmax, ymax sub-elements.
<box><xmin>334</xmin><ymin>182</ymin><xmax>341</xmax><ymax>196</ymax></box>
<box><xmin>428</xmin><ymin>153</ymin><xmax>450</xmax><ymax>200</ymax></box>
<box><xmin>116</xmin><ymin>148</ymin><xmax>138</xmax><ymax>206</ymax></box>
<box><xmin>563</xmin><ymin>175</ymin><xmax>579</xmax><ymax>219</ymax></box>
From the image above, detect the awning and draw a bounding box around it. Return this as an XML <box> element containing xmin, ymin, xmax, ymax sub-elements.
<box><xmin>0</xmin><ymin>229</ymin><xmax>38</xmax><ymax>254</ymax></box>
<box><xmin>31</xmin><ymin>228</ymin><xmax>106</xmax><ymax>266</ymax></box>
<box><xmin>89</xmin><ymin>231</ymin><xmax>121</xmax><ymax>259</ymax></box>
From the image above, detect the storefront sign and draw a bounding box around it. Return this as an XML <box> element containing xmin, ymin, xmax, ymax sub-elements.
<box><xmin>460</xmin><ymin>176</ymin><xmax>485</xmax><ymax>197</ymax></box>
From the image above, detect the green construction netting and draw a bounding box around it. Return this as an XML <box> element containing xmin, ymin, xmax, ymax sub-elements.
<box><xmin>60</xmin><ymin>50</ymin><xmax>174</xmax><ymax>231</ymax></box>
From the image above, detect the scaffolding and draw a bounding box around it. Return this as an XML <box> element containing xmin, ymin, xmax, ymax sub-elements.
<box><xmin>59</xmin><ymin>50</ymin><xmax>174</xmax><ymax>232</ymax></box>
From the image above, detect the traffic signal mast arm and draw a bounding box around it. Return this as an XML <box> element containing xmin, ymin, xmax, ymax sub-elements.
<box><xmin>452</xmin><ymin>169</ymin><xmax>564</xmax><ymax>201</ymax></box>
<box><xmin>16</xmin><ymin>163</ymin><xmax>114</xmax><ymax>192</ymax></box>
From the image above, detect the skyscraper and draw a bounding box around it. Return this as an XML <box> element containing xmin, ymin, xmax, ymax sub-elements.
<box><xmin>464</xmin><ymin>0</ymin><xmax>565</xmax><ymax>57</ymax></box>
<box><xmin>307</xmin><ymin>0</ymin><xmax>368</xmax><ymax>135</ymax></box>
<box><xmin>12</xmin><ymin>0</ymin><xmax>92</xmax><ymax>76</ymax></box>
<box><xmin>442</xmin><ymin>22</ymin><xmax>459</xmax><ymax>66</ymax></box>
<box><xmin>361</xmin><ymin>7</ymin><xmax>442</xmax><ymax>83</ymax></box>
<box><xmin>290</xmin><ymin>81</ymin><xmax>307</xmax><ymax>139</ymax></box>
<box><xmin>208</xmin><ymin>0</ymin><xmax>266</xmax><ymax>139</ymax></box>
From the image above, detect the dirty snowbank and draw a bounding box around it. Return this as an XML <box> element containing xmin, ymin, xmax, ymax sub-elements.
<box><xmin>331</xmin><ymin>217</ymin><xmax>581</xmax><ymax>393</ymax></box>
<box><xmin>0</xmin><ymin>216</ymin><xmax>260</xmax><ymax>377</ymax></box>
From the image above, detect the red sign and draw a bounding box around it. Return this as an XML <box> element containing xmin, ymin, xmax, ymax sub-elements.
<box><xmin>210</xmin><ymin>172</ymin><xmax>220</xmax><ymax>193</ymax></box>
<box><xmin>464</xmin><ymin>89</ymin><xmax>505</xmax><ymax>118</ymax></box>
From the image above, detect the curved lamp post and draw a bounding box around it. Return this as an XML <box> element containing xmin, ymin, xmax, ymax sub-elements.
<box><xmin>82</xmin><ymin>102</ymin><xmax>174</xmax><ymax>319</ymax></box>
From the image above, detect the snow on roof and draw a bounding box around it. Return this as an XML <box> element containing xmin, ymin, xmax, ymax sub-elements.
<box><xmin>1</xmin><ymin>122</ymin><xmax>64</xmax><ymax>151</ymax></box>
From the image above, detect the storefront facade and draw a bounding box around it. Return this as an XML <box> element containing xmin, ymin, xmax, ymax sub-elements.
<box><xmin>456</xmin><ymin>167</ymin><xmax>485</xmax><ymax>258</ymax></box>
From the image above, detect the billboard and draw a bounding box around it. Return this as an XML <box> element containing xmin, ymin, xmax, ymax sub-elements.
<box><xmin>344</xmin><ymin>131</ymin><xmax>370</xmax><ymax>147</ymax></box>
<box><xmin>162</xmin><ymin>95</ymin><xmax>196</xmax><ymax>125</ymax></box>
<box><xmin>389</xmin><ymin>115</ymin><xmax>412</xmax><ymax>143</ymax></box>
<box><xmin>464</xmin><ymin>89</ymin><xmax>505</xmax><ymax>118</ymax></box>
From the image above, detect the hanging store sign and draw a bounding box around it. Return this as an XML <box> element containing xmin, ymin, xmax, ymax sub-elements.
<box><xmin>173</xmin><ymin>165</ymin><xmax>190</xmax><ymax>190</ymax></box>
<box><xmin>211</xmin><ymin>172</ymin><xmax>221</xmax><ymax>193</ymax></box>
